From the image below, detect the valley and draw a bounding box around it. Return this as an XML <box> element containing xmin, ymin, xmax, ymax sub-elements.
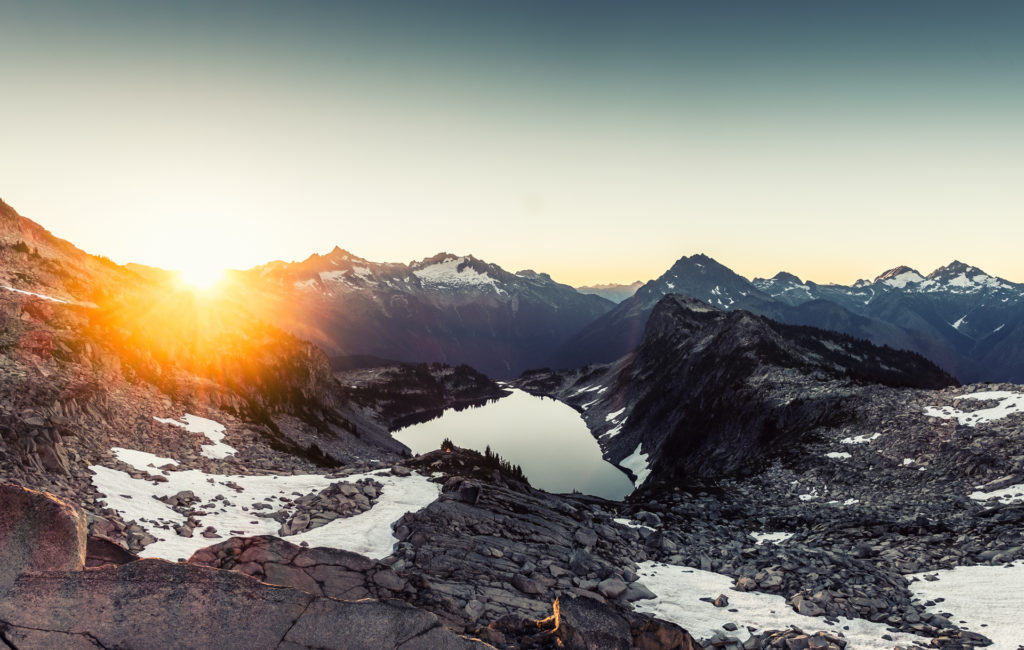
<box><xmin>2</xmin><ymin>198</ymin><xmax>1024</xmax><ymax>649</ymax></box>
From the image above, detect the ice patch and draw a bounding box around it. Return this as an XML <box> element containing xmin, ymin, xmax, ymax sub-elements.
<box><xmin>620</xmin><ymin>443</ymin><xmax>651</xmax><ymax>488</ymax></box>
<box><xmin>634</xmin><ymin>562</ymin><xmax>926</xmax><ymax>649</ymax></box>
<box><xmin>909</xmin><ymin>562</ymin><xmax>1024</xmax><ymax>649</ymax></box>
<box><xmin>90</xmin><ymin>463</ymin><xmax>439</xmax><ymax>562</ymax></box>
<box><xmin>923</xmin><ymin>391</ymin><xmax>1024</xmax><ymax>427</ymax></box>
<box><xmin>153</xmin><ymin>414</ymin><xmax>237</xmax><ymax>459</ymax></box>
<box><xmin>751</xmin><ymin>531</ymin><xmax>793</xmax><ymax>545</ymax></box>
<box><xmin>840</xmin><ymin>432</ymin><xmax>881</xmax><ymax>444</ymax></box>
<box><xmin>825</xmin><ymin>451</ymin><xmax>852</xmax><ymax>460</ymax></box>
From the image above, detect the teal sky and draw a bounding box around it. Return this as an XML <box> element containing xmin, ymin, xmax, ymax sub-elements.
<box><xmin>1</xmin><ymin>1</ymin><xmax>1023</xmax><ymax>285</ymax></box>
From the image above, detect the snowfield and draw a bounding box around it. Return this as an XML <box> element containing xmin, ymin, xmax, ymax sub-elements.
<box><xmin>909</xmin><ymin>562</ymin><xmax>1024</xmax><ymax>650</ymax></box>
<box><xmin>633</xmin><ymin>562</ymin><xmax>926</xmax><ymax>649</ymax></box>
<box><xmin>91</xmin><ymin>413</ymin><xmax>441</xmax><ymax>562</ymax></box>
<box><xmin>91</xmin><ymin>458</ymin><xmax>440</xmax><ymax>562</ymax></box>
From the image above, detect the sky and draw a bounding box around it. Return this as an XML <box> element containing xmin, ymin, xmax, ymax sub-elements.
<box><xmin>1</xmin><ymin>1</ymin><xmax>1023</xmax><ymax>286</ymax></box>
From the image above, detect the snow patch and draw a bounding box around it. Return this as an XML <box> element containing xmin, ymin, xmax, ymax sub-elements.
<box><xmin>634</xmin><ymin>562</ymin><xmax>926</xmax><ymax>649</ymax></box>
<box><xmin>153</xmin><ymin>414</ymin><xmax>237</xmax><ymax>459</ymax></box>
<box><xmin>969</xmin><ymin>482</ymin><xmax>1024</xmax><ymax>505</ymax></box>
<box><xmin>751</xmin><ymin>531</ymin><xmax>793</xmax><ymax>545</ymax></box>
<box><xmin>909</xmin><ymin>562</ymin><xmax>1024</xmax><ymax>649</ymax></box>
<box><xmin>841</xmin><ymin>432</ymin><xmax>881</xmax><ymax>445</ymax></box>
<box><xmin>923</xmin><ymin>391</ymin><xmax>1024</xmax><ymax>427</ymax></box>
<box><xmin>620</xmin><ymin>443</ymin><xmax>651</xmax><ymax>488</ymax></box>
<box><xmin>881</xmin><ymin>270</ymin><xmax>925</xmax><ymax>289</ymax></box>
<box><xmin>1</xmin><ymin>284</ymin><xmax>70</xmax><ymax>303</ymax></box>
<box><xmin>111</xmin><ymin>448</ymin><xmax>180</xmax><ymax>473</ymax></box>
<box><xmin>606</xmin><ymin>408</ymin><xmax>626</xmax><ymax>422</ymax></box>
<box><xmin>413</xmin><ymin>257</ymin><xmax>501</xmax><ymax>290</ymax></box>
<box><xmin>952</xmin><ymin>314</ymin><xmax>967</xmax><ymax>330</ymax></box>
<box><xmin>90</xmin><ymin>462</ymin><xmax>440</xmax><ymax>562</ymax></box>
<box><xmin>825</xmin><ymin>451</ymin><xmax>852</xmax><ymax>460</ymax></box>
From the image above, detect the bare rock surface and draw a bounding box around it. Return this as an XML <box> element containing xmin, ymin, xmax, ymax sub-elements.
<box><xmin>0</xmin><ymin>482</ymin><xmax>87</xmax><ymax>592</ymax></box>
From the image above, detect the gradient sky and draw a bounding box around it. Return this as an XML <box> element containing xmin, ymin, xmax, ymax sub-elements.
<box><xmin>2</xmin><ymin>1</ymin><xmax>1023</xmax><ymax>286</ymax></box>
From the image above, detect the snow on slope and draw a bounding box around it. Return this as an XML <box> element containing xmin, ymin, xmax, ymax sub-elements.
<box><xmin>923</xmin><ymin>391</ymin><xmax>1024</xmax><ymax>427</ymax></box>
<box><xmin>153</xmin><ymin>414</ymin><xmax>237</xmax><ymax>459</ymax></box>
<box><xmin>90</xmin><ymin>453</ymin><xmax>439</xmax><ymax>562</ymax></box>
<box><xmin>620</xmin><ymin>443</ymin><xmax>651</xmax><ymax>487</ymax></box>
<box><xmin>413</xmin><ymin>256</ymin><xmax>502</xmax><ymax>290</ymax></box>
<box><xmin>633</xmin><ymin>562</ymin><xmax>926</xmax><ymax>649</ymax></box>
<box><xmin>969</xmin><ymin>482</ymin><xmax>1024</xmax><ymax>505</ymax></box>
<box><xmin>909</xmin><ymin>562</ymin><xmax>1024</xmax><ymax>650</ymax></box>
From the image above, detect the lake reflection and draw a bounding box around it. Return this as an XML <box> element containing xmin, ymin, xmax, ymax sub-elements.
<box><xmin>393</xmin><ymin>388</ymin><xmax>634</xmax><ymax>500</ymax></box>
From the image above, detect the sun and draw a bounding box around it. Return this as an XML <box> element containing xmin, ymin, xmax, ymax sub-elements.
<box><xmin>177</xmin><ymin>265</ymin><xmax>226</xmax><ymax>291</ymax></box>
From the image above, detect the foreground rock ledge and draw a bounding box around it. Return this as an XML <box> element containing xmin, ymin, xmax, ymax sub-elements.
<box><xmin>0</xmin><ymin>560</ymin><xmax>488</xmax><ymax>650</ymax></box>
<box><xmin>0</xmin><ymin>483</ymin><xmax>487</xmax><ymax>650</ymax></box>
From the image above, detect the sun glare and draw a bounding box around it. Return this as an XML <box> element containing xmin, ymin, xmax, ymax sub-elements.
<box><xmin>177</xmin><ymin>265</ymin><xmax>226</xmax><ymax>291</ymax></box>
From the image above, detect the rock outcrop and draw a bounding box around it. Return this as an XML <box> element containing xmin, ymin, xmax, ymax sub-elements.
<box><xmin>0</xmin><ymin>484</ymin><xmax>488</xmax><ymax>649</ymax></box>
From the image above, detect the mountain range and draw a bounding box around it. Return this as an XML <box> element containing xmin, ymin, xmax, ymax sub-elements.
<box><xmin>551</xmin><ymin>253</ymin><xmax>1024</xmax><ymax>383</ymax></box>
<box><xmin>230</xmin><ymin>248</ymin><xmax>614</xmax><ymax>379</ymax></box>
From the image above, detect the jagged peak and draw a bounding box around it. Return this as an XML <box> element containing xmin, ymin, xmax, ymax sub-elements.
<box><xmin>770</xmin><ymin>271</ymin><xmax>803</xmax><ymax>284</ymax></box>
<box><xmin>926</xmin><ymin>260</ymin><xmax>987</xmax><ymax>280</ymax></box>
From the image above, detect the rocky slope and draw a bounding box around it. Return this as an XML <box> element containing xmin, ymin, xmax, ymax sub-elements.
<box><xmin>524</xmin><ymin>294</ymin><xmax>958</xmax><ymax>484</ymax></box>
<box><xmin>551</xmin><ymin>254</ymin><xmax>1024</xmax><ymax>383</ymax></box>
<box><xmin>229</xmin><ymin>248</ymin><xmax>615</xmax><ymax>379</ymax></box>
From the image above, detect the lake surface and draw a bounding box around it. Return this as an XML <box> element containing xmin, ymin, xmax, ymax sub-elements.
<box><xmin>393</xmin><ymin>388</ymin><xmax>634</xmax><ymax>500</ymax></box>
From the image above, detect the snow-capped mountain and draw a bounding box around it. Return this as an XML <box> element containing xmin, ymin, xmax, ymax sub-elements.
<box><xmin>555</xmin><ymin>254</ymin><xmax>1024</xmax><ymax>382</ymax></box>
<box><xmin>241</xmin><ymin>248</ymin><xmax>615</xmax><ymax>379</ymax></box>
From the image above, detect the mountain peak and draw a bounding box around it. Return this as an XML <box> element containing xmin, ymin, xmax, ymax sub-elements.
<box><xmin>927</xmin><ymin>260</ymin><xmax>986</xmax><ymax>280</ymax></box>
<box><xmin>873</xmin><ymin>265</ymin><xmax>925</xmax><ymax>288</ymax></box>
<box><xmin>771</xmin><ymin>271</ymin><xmax>803</xmax><ymax>284</ymax></box>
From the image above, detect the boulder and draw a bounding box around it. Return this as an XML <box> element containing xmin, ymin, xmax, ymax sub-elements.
<box><xmin>0</xmin><ymin>482</ymin><xmax>87</xmax><ymax>592</ymax></box>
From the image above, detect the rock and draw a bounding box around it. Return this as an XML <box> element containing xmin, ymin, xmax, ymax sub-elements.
<box><xmin>464</xmin><ymin>599</ymin><xmax>485</xmax><ymax>623</ymax></box>
<box><xmin>735</xmin><ymin>576</ymin><xmax>757</xmax><ymax>591</ymax></box>
<box><xmin>0</xmin><ymin>559</ymin><xmax>486</xmax><ymax>649</ymax></box>
<box><xmin>511</xmin><ymin>573</ymin><xmax>546</xmax><ymax>595</ymax></box>
<box><xmin>713</xmin><ymin>594</ymin><xmax>729</xmax><ymax>607</ymax></box>
<box><xmin>597</xmin><ymin>577</ymin><xmax>628</xmax><ymax>599</ymax></box>
<box><xmin>0</xmin><ymin>482</ymin><xmax>87</xmax><ymax>592</ymax></box>
<box><xmin>556</xmin><ymin>596</ymin><xmax>632</xmax><ymax>650</ymax></box>
<box><xmin>574</xmin><ymin>526</ymin><xmax>599</xmax><ymax>547</ymax></box>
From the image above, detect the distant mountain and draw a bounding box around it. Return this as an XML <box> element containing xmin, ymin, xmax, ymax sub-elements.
<box><xmin>236</xmin><ymin>248</ymin><xmax>615</xmax><ymax>379</ymax></box>
<box><xmin>552</xmin><ymin>253</ymin><xmax>1024</xmax><ymax>383</ymax></box>
<box><xmin>575</xmin><ymin>281</ymin><xmax>644</xmax><ymax>303</ymax></box>
<box><xmin>752</xmin><ymin>261</ymin><xmax>1024</xmax><ymax>381</ymax></box>
<box><xmin>518</xmin><ymin>294</ymin><xmax>957</xmax><ymax>485</ymax></box>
